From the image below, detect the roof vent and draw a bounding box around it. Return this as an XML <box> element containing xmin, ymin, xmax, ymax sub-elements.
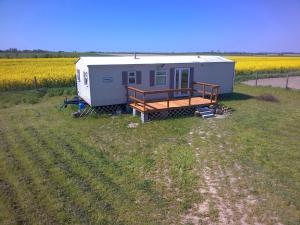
<box><xmin>134</xmin><ymin>52</ymin><xmax>137</xmax><ymax>59</ymax></box>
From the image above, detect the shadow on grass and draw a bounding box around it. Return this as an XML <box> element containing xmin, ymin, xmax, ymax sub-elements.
<box><xmin>219</xmin><ymin>92</ymin><xmax>254</xmax><ymax>102</ymax></box>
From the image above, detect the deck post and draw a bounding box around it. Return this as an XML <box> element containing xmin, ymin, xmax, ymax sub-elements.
<box><xmin>210</xmin><ymin>87</ymin><xmax>213</xmax><ymax>103</ymax></box>
<box><xmin>132</xmin><ymin>108</ymin><xmax>137</xmax><ymax>116</ymax></box>
<box><xmin>143</xmin><ymin>92</ymin><xmax>146</xmax><ymax>111</ymax></box>
<box><xmin>213</xmin><ymin>87</ymin><xmax>216</xmax><ymax>102</ymax></box>
<box><xmin>203</xmin><ymin>84</ymin><xmax>205</xmax><ymax>98</ymax></box>
<box><xmin>141</xmin><ymin>112</ymin><xmax>149</xmax><ymax>123</ymax></box>
<box><xmin>215</xmin><ymin>87</ymin><xmax>219</xmax><ymax>102</ymax></box>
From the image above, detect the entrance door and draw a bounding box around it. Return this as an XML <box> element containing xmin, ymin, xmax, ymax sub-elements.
<box><xmin>174</xmin><ymin>68</ymin><xmax>190</xmax><ymax>97</ymax></box>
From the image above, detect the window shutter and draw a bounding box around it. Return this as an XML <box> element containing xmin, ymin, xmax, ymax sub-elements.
<box><xmin>149</xmin><ymin>70</ymin><xmax>155</xmax><ymax>86</ymax></box>
<box><xmin>169</xmin><ymin>68</ymin><xmax>175</xmax><ymax>98</ymax></box>
<box><xmin>76</xmin><ymin>69</ymin><xmax>80</xmax><ymax>82</ymax></box>
<box><xmin>136</xmin><ymin>71</ymin><xmax>142</xmax><ymax>84</ymax></box>
<box><xmin>190</xmin><ymin>67</ymin><xmax>194</xmax><ymax>88</ymax></box>
<box><xmin>122</xmin><ymin>71</ymin><xmax>128</xmax><ymax>85</ymax></box>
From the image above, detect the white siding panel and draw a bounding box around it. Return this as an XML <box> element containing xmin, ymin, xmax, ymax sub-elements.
<box><xmin>194</xmin><ymin>62</ymin><xmax>234</xmax><ymax>93</ymax></box>
<box><xmin>76</xmin><ymin>59</ymin><xmax>91</xmax><ymax>105</ymax></box>
<box><xmin>86</xmin><ymin>62</ymin><xmax>234</xmax><ymax>106</ymax></box>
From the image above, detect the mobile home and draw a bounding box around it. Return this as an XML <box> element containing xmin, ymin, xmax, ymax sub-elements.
<box><xmin>75</xmin><ymin>55</ymin><xmax>234</xmax><ymax>107</ymax></box>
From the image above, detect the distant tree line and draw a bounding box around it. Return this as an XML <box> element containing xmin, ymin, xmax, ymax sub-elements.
<box><xmin>0</xmin><ymin>48</ymin><xmax>299</xmax><ymax>58</ymax></box>
<box><xmin>0</xmin><ymin>48</ymin><xmax>81</xmax><ymax>58</ymax></box>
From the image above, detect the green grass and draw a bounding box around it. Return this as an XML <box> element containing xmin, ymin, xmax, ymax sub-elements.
<box><xmin>0</xmin><ymin>87</ymin><xmax>75</xmax><ymax>108</ymax></box>
<box><xmin>0</xmin><ymin>84</ymin><xmax>299</xmax><ymax>224</ymax></box>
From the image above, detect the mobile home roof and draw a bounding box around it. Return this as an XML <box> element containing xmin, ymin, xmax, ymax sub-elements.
<box><xmin>78</xmin><ymin>55</ymin><xmax>232</xmax><ymax>66</ymax></box>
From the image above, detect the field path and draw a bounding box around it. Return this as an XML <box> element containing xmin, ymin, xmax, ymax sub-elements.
<box><xmin>181</xmin><ymin>119</ymin><xmax>283</xmax><ymax>225</ymax></box>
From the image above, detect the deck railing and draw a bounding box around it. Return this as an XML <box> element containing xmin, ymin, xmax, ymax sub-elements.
<box><xmin>127</xmin><ymin>82</ymin><xmax>219</xmax><ymax>111</ymax></box>
<box><xmin>192</xmin><ymin>82</ymin><xmax>220</xmax><ymax>102</ymax></box>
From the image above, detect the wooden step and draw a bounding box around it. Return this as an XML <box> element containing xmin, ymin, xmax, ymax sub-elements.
<box><xmin>196</xmin><ymin>106</ymin><xmax>214</xmax><ymax>119</ymax></box>
<box><xmin>199</xmin><ymin>110</ymin><xmax>212</xmax><ymax>115</ymax></box>
<box><xmin>202</xmin><ymin>113</ymin><xmax>214</xmax><ymax>118</ymax></box>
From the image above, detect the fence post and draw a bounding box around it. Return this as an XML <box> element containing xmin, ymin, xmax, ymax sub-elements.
<box><xmin>255</xmin><ymin>73</ymin><xmax>258</xmax><ymax>87</ymax></box>
<box><xmin>286</xmin><ymin>74</ymin><xmax>289</xmax><ymax>89</ymax></box>
<box><xmin>34</xmin><ymin>76</ymin><xmax>38</xmax><ymax>90</ymax></box>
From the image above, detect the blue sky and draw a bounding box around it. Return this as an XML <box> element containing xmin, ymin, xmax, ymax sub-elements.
<box><xmin>0</xmin><ymin>0</ymin><xmax>300</xmax><ymax>52</ymax></box>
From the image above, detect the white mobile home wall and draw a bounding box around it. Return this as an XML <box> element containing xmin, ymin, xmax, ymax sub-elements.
<box><xmin>76</xmin><ymin>59</ymin><xmax>91</xmax><ymax>105</ymax></box>
<box><xmin>77</xmin><ymin>61</ymin><xmax>234</xmax><ymax>107</ymax></box>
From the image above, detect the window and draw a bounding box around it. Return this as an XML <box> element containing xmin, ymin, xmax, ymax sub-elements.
<box><xmin>83</xmin><ymin>72</ymin><xmax>88</xmax><ymax>85</ymax></box>
<box><xmin>76</xmin><ymin>69</ymin><xmax>80</xmax><ymax>82</ymax></box>
<box><xmin>155</xmin><ymin>70</ymin><xmax>167</xmax><ymax>86</ymax></box>
<box><xmin>128</xmin><ymin>71</ymin><xmax>136</xmax><ymax>84</ymax></box>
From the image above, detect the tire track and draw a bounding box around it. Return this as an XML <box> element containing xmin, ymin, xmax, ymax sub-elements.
<box><xmin>0</xmin><ymin>127</ymin><xmax>57</xmax><ymax>225</ymax></box>
<box><xmin>19</xmin><ymin>126</ymin><xmax>120</xmax><ymax>224</ymax></box>
<box><xmin>43</xmin><ymin>127</ymin><xmax>166</xmax><ymax>224</ymax></box>
<box><xmin>0</xmin><ymin>176</ymin><xmax>27</xmax><ymax>225</ymax></box>
<box><xmin>24</xmin><ymin>125</ymin><xmax>166</xmax><ymax>225</ymax></box>
<box><xmin>3</xmin><ymin>123</ymin><xmax>103</xmax><ymax>224</ymax></box>
<box><xmin>39</xmin><ymin>124</ymin><xmax>168</xmax><ymax>221</ymax></box>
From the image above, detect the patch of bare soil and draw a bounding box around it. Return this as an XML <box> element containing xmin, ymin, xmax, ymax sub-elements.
<box><xmin>181</xmin><ymin>120</ymin><xmax>283</xmax><ymax>225</ymax></box>
<box><xmin>182</xmin><ymin>166</ymin><xmax>263</xmax><ymax>225</ymax></box>
<box><xmin>242</xmin><ymin>76</ymin><xmax>300</xmax><ymax>89</ymax></box>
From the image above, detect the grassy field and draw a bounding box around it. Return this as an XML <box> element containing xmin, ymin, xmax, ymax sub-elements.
<box><xmin>0</xmin><ymin>84</ymin><xmax>299</xmax><ymax>224</ymax></box>
<box><xmin>1</xmin><ymin>56</ymin><xmax>300</xmax><ymax>90</ymax></box>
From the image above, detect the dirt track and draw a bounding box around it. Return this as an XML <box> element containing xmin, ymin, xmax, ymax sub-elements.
<box><xmin>242</xmin><ymin>76</ymin><xmax>300</xmax><ymax>89</ymax></box>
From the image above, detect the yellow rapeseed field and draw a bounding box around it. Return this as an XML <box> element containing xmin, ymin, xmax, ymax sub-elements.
<box><xmin>228</xmin><ymin>56</ymin><xmax>300</xmax><ymax>74</ymax></box>
<box><xmin>0</xmin><ymin>56</ymin><xmax>300</xmax><ymax>90</ymax></box>
<box><xmin>0</xmin><ymin>58</ymin><xmax>76</xmax><ymax>90</ymax></box>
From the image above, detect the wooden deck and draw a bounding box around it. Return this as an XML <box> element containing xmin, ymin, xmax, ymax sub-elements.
<box><xmin>127</xmin><ymin>82</ymin><xmax>220</xmax><ymax>113</ymax></box>
<box><xmin>130</xmin><ymin>96</ymin><xmax>216</xmax><ymax>112</ymax></box>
